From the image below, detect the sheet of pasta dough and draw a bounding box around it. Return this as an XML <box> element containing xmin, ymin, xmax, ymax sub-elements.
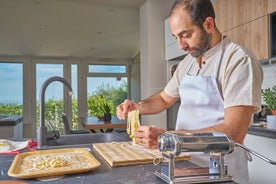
<box><xmin>127</xmin><ymin>110</ymin><xmax>140</xmax><ymax>145</ymax></box>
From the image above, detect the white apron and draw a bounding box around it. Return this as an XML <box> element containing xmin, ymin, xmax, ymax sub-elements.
<box><xmin>175</xmin><ymin>40</ymin><xmax>249</xmax><ymax>184</ymax></box>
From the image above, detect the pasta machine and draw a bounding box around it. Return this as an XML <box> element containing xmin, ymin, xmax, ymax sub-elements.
<box><xmin>155</xmin><ymin>132</ymin><xmax>276</xmax><ymax>184</ymax></box>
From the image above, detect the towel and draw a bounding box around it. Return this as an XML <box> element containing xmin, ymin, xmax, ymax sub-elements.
<box><xmin>0</xmin><ymin>139</ymin><xmax>37</xmax><ymax>154</ymax></box>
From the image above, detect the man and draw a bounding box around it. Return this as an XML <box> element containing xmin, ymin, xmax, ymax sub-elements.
<box><xmin>116</xmin><ymin>0</ymin><xmax>263</xmax><ymax>183</ymax></box>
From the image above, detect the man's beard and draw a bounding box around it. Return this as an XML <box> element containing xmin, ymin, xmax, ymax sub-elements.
<box><xmin>190</xmin><ymin>29</ymin><xmax>212</xmax><ymax>58</ymax></box>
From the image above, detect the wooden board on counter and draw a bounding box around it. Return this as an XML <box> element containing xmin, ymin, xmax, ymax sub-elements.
<box><xmin>93</xmin><ymin>141</ymin><xmax>190</xmax><ymax>167</ymax></box>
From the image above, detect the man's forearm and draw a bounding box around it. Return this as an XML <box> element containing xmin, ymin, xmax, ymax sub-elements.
<box><xmin>137</xmin><ymin>90</ymin><xmax>177</xmax><ymax>115</ymax></box>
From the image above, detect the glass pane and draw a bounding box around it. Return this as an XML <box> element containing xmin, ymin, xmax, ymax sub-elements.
<box><xmin>36</xmin><ymin>64</ymin><xmax>63</xmax><ymax>101</ymax></box>
<box><xmin>88</xmin><ymin>65</ymin><xmax>126</xmax><ymax>73</ymax></box>
<box><xmin>87</xmin><ymin>77</ymin><xmax>127</xmax><ymax>119</ymax></box>
<box><xmin>36</xmin><ymin>64</ymin><xmax>65</xmax><ymax>133</ymax></box>
<box><xmin>71</xmin><ymin>64</ymin><xmax>78</xmax><ymax>130</ymax></box>
<box><xmin>0</xmin><ymin>62</ymin><xmax>23</xmax><ymax>116</ymax></box>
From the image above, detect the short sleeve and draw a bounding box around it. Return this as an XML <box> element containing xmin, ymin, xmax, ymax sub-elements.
<box><xmin>222</xmin><ymin>54</ymin><xmax>263</xmax><ymax>112</ymax></box>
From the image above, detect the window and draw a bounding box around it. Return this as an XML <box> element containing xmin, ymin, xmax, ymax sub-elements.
<box><xmin>0</xmin><ymin>62</ymin><xmax>23</xmax><ymax>116</ymax></box>
<box><xmin>87</xmin><ymin>64</ymin><xmax>128</xmax><ymax>119</ymax></box>
<box><xmin>71</xmin><ymin>64</ymin><xmax>78</xmax><ymax>130</ymax></box>
<box><xmin>0</xmin><ymin>59</ymin><xmax>132</xmax><ymax>137</ymax></box>
<box><xmin>88</xmin><ymin>65</ymin><xmax>126</xmax><ymax>73</ymax></box>
<box><xmin>36</xmin><ymin>64</ymin><xmax>65</xmax><ymax>133</ymax></box>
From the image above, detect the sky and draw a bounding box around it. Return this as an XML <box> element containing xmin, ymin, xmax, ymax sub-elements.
<box><xmin>0</xmin><ymin>63</ymin><xmax>23</xmax><ymax>104</ymax></box>
<box><xmin>0</xmin><ymin>63</ymin><xmax>126</xmax><ymax>104</ymax></box>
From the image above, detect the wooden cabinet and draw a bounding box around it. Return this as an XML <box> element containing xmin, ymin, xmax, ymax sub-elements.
<box><xmin>213</xmin><ymin>0</ymin><xmax>271</xmax><ymax>60</ymax></box>
<box><xmin>268</xmin><ymin>0</ymin><xmax>276</xmax><ymax>14</ymax></box>
<box><xmin>213</xmin><ymin>0</ymin><xmax>267</xmax><ymax>32</ymax></box>
<box><xmin>223</xmin><ymin>16</ymin><xmax>269</xmax><ymax>60</ymax></box>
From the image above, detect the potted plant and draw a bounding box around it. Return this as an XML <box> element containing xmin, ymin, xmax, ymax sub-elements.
<box><xmin>261</xmin><ymin>86</ymin><xmax>276</xmax><ymax>115</ymax></box>
<box><xmin>262</xmin><ymin>86</ymin><xmax>276</xmax><ymax>129</ymax></box>
<box><xmin>100</xmin><ymin>102</ymin><xmax>112</xmax><ymax>121</ymax></box>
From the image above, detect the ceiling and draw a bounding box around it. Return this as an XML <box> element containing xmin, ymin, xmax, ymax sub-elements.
<box><xmin>0</xmin><ymin>0</ymin><xmax>147</xmax><ymax>60</ymax></box>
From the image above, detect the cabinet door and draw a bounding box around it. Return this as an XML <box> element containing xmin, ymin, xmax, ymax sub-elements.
<box><xmin>213</xmin><ymin>0</ymin><xmax>267</xmax><ymax>32</ymax></box>
<box><xmin>268</xmin><ymin>0</ymin><xmax>276</xmax><ymax>14</ymax></box>
<box><xmin>164</xmin><ymin>17</ymin><xmax>187</xmax><ymax>60</ymax></box>
<box><xmin>224</xmin><ymin>16</ymin><xmax>269</xmax><ymax>60</ymax></box>
<box><xmin>164</xmin><ymin>18</ymin><xmax>175</xmax><ymax>47</ymax></box>
<box><xmin>244</xmin><ymin>134</ymin><xmax>276</xmax><ymax>184</ymax></box>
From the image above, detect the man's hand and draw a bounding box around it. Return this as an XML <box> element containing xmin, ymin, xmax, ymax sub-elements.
<box><xmin>116</xmin><ymin>99</ymin><xmax>137</xmax><ymax>120</ymax></box>
<box><xmin>134</xmin><ymin>125</ymin><xmax>166</xmax><ymax>149</ymax></box>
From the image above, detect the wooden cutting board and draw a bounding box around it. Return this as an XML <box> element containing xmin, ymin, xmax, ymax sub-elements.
<box><xmin>93</xmin><ymin>141</ymin><xmax>190</xmax><ymax>167</ymax></box>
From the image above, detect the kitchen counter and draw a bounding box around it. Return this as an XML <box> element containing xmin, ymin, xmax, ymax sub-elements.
<box><xmin>0</xmin><ymin>133</ymin><xmax>237</xmax><ymax>184</ymax></box>
<box><xmin>247</xmin><ymin>126</ymin><xmax>276</xmax><ymax>139</ymax></box>
<box><xmin>0</xmin><ymin>115</ymin><xmax>22</xmax><ymax>126</ymax></box>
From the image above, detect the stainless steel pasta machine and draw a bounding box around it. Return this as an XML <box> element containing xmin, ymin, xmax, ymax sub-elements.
<box><xmin>155</xmin><ymin>132</ymin><xmax>276</xmax><ymax>184</ymax></box>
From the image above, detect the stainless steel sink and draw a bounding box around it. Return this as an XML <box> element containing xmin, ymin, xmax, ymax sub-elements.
<box><xmin>37</xmin><ymin>133</ymin><xmax>130</xmax><ymax>149</ymax></box>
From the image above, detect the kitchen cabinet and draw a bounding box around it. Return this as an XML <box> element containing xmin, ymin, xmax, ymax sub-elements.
<box><xmin>0</xmin><ymin>116</ymin><xmax>23</xmax><ymax>139</ymax></box>
<box><xmin>268</xmin><ymin>0</ymin><xmax>276</xmax><ymax>14</ymax></box>
<box><xmin>244</xmin><ymin>134</ymin><xmax>276</xmax><ymax>184</ymax></box>
<box><xmin>213</xmin><ymin>0</ymin><xmax>267</xmax><ymax>32</ymax></box>
<box><xmin>164</xmin><ymin>18</ymin><xmax>187</xmax><ymax>60</ymax></box>
<box><xmin>213</xmin><ymin>0</ymin><xmax>272</xmax><ymax>60</ymax></box>
<box><xmin>223</xmin><ymin>16</ymin><xmax>269</xmax><ymax>60</ymax></box>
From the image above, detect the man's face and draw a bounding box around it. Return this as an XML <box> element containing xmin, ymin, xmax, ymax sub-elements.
<box><xmin>170</xmin><ymin>8</ymin><xmax>212</xmax><ymax>58</ymax></box>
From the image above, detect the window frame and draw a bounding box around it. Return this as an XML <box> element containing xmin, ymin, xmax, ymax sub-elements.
<box><xmin>78</xmin><ymin>61</ymin><xmax>130</xmax><ymax>117</ymax></box>
<box><xmin>0</xmin><ymin>57</ymin><xmax>132</xmax><ymax>137</ymax></box>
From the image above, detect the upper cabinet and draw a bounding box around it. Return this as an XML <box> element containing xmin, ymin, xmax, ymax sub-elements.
<box><xmin>223</xmin><ymin>16</ymin><xmax>269</xmax><ymax>60</ymax></box>
<box><xmin>268</xmin><ymin>0</ymin><xmax>276</xmax><ymax>14</ymax></box>
<box><xmin>213</xmin><ymin>0</ymin><xmax>267</xmax><ymax>32</ymax></box>
<box><xmin>164</xmin><ymin>18</ymin><xmax>187</xmax><ymax>60</ymax></box>
<box><xmin>213</xmin><ymin>0</ymin><xmax>275</xmax><ymax>60</ymax></box>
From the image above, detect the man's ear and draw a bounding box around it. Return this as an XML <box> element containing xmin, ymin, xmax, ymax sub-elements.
<box><xmin>203</xmin><ymin>17</ymin><xmax>215</xmax><ymax>33</ymax></box>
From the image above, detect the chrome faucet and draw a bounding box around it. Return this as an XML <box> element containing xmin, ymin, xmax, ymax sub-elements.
<box><xmin>37</xmin><ymin>76</ymin><xmax>73</xmax><ymax>149</ymax></box>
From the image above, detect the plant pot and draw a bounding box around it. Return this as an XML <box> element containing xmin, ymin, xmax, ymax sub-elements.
<box><xmin>267</xmin><ymin>115</ymin><xmax>276</xmax><ymax>129</ymax></box>
<box><xmin>97</xmin><ymin>116</ymin><xmax>104</xmax><ymax>121</ymax></box>
<box><xmin>104</xmin><ymin>113</ymin><xmax>112</xmax><ymax>121</ymax></box>
<box><xmin>271</xmin><ymin>110</ymin><xmax>276</xmax><ymax>115</ymax></box>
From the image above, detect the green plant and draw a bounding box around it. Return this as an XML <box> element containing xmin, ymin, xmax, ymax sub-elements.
<box><xmin>261</xmin><ymin>86</ymin><xmax>276</xmax><ymax>110</ymax></box>
<box><xmin>87</xmin><ymin>95</ymin><xmax>115</xmax><ymax>118</ymax></box>
<box><xmin>100</xmin><ymin>102</ymin><xmax>112</xmax><ymax>114</ymax></box>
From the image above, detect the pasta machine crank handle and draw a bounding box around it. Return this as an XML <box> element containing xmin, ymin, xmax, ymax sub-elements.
<box><xmin>235</xmin><ymin>143</ymin><xmax>276</xmax><ymax>165</ymax></box>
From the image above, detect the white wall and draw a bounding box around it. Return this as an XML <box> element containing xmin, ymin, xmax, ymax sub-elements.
<box><xmin>261</xmin><ymin>63</ymin><xmax>276</xmax><ymax>92</ymax></box>
<box><xmin>139</xmin><ymin>0</ymin><xmax>174</xmax><ymax>128</ymax></box>
<box><xmin>130</xmin><ymin>54</ymin><xmax>141</xmax><ymax>102</ymax></box>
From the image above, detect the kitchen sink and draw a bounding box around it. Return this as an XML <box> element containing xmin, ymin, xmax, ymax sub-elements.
<box><xmin>37</xmin><ymin>132</ymin><xmax>130</xmax><ymax>150</ymax></box>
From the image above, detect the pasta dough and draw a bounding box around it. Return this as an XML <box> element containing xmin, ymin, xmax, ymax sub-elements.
<box><xmin>20</xmin><ymin>152</ymin><xmax>92</xmax><ymax>173</ymax></box>
<box><xmin>127</xmin><ymin>110</ymin><xmax>140</xmax><ymax>145</ymax></box>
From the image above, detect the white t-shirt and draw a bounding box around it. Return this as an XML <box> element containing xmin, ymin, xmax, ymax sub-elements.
<box><xmin>165</xmin><ymin>36</ymin><xmax>263</xmax><ymax>112</ymax></box>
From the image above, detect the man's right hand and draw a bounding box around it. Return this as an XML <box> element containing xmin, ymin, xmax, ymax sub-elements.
<box><xmin>116</xmin><ymin>99</ymin><xmax>137</xmax><ymax>120</ymax></box>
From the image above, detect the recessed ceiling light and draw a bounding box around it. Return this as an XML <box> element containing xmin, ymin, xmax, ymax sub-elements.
<box><xmin>108</xmin><ymin>8</ymin><xmax>115</xmax><ymax>12</ymax></box>
<box><xmin>33</xmin><ymin>0</ymin><xmax>41</xmax><ymax>5</ymax></box>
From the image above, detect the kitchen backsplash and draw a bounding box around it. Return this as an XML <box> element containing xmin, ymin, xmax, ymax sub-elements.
<box><xmin>253</xmin><ymin>63</ymin><xmax>276</xmax><ymax>121</ymax></box>
<box><xmin>261</xmin><ymin>63</ymin><xmax>276</xmax><ymax>104</ymax></box>
<box><xmin>262</xmin><ymin>64</ymin><xmax>276</xmax><ymax>89</ymax></box>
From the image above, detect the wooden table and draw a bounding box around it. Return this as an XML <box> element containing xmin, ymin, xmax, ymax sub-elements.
<box><xmin>78</xmin><ymin>116</ymin><xmax>127</xmax><ymax>133</ymax></box>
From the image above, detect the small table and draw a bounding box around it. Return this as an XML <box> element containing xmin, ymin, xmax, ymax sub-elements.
<box><xmin>78</xmin><ymin>116</ymin><xmax>127</xmax><ymax>133</ymax></box>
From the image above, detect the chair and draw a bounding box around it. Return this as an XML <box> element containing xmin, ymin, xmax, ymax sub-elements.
<box><xmin>62</xmin><ymin>113</ymin><xmax>91</xmax><ymax>134</ymax></box>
